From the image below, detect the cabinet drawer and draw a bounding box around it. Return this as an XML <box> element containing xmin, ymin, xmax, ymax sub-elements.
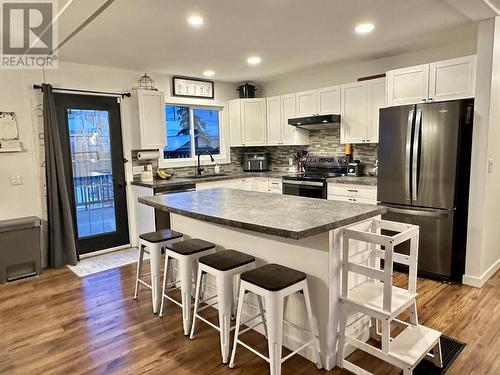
<box><xmin>268</xmin><ymin>178</ymin><xmax>282</xmax><ymax>194</ymax></box>
<box><xmin>328</xmin><ymin>184</ymin><xmax>377</xmax><ymax>199</ymax></box>
<box><xmin>328</xmin><ymin>195</ymin><xmax>377</xmax><ymax>205</ymax></box>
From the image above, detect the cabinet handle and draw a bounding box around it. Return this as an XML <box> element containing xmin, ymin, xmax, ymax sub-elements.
<box><xmin>422</xmin><ymin>99</ymin><xmax>427</xmax><ymax>102</ymax></box>
<box><xmin>348</xmin><ymin>198</ymin><xmax>357</xmax><ymax>202</ymax></box>
<box><xmin>428</xmin><ymin>98</ymin><xmax>433</xmax><ymax>102</ymax></box>
<box><xmin>347</xmin><ymin>189</ymin><xmax>358</xmax><ymax>193</ymax></box>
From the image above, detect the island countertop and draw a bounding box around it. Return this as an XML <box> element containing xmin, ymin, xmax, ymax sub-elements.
<box><xmin>139</xmin><ymin>188</ymin><xmax>386</xmax><ymax>240</ymax></box>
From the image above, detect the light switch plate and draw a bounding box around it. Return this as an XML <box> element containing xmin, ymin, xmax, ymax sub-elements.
<box><xmin>488</xmin><ymin>159</ymin><xmax>494</xmax><ymax>173</ymax></box>
<box><xmin>132</xmin><ymin>166</ymin><xmax>144</xmax><ymax>174</ymax></box>
<box><xmin>10</xmin><ymin>175</ymin><xmax>23</xmax><ymax>185</ymax></box>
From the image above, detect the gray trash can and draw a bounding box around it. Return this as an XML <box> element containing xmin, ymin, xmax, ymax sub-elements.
<box><xmin>0</xmin><ymin>216</ymin><xmax>41</xmax><ymax>283</ymax></box>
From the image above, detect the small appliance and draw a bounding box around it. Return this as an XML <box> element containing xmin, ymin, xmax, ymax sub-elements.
<box><xmin>243</xmin><ymin>152</ymin><xmax>269</xmax><ymax>171</ymax></box>
<box><xmin>347</xmin><ymin>161</ymin><xmax>365</xmax><ymax>177</ymax></box>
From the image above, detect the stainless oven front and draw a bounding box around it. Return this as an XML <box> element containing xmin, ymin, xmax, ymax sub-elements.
<box><xmin>282</xmin><ymin>179</ymin><xmax>327</xmax><ymax>199</ymax></box>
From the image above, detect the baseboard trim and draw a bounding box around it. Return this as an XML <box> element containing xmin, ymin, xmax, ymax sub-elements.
<box><xmin>463</xmin><ymin>258</ymin><xmax>500</xmax><ymax>288</ymax></box>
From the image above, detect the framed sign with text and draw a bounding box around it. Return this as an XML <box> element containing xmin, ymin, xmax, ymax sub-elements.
<box><xmin>172</xmin><ymin>76</ymin><xmax>214</xmax><ymax>99</ymax></box>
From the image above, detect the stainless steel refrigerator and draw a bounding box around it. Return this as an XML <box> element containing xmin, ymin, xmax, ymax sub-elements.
<box><xmin>378</xmin><ymin>99</ymin><xmax>474</xmax><ymax>281</ymax></box>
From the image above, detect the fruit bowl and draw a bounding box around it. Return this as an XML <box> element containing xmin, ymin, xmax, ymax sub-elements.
<box><xmin>156</xmin><ymin>169</ymin><xmax>174</xmax><ymax>180</ymax></box>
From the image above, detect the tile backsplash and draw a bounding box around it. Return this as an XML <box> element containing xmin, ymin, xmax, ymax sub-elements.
<box><xmin>131</xmin><ymin>126</ymin><xmax>377</xmax><ymax>179</ymax></box>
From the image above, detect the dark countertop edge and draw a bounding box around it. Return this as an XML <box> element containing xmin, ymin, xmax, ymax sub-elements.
<box><xmin>138</xmin><ymin>196</ymin><xmax>387</xmax><ymax>240</ymax></box>
<box><xmin>130</xmin><ymin>172</ymin><xmax>298</xmax><ymax>189</ymax></box>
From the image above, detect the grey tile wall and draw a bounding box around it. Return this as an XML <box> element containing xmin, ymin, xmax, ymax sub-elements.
<box><xmin>131</xmin><ymin>127</ymin><xmax>377</xmax><ymax>179</ymax></box>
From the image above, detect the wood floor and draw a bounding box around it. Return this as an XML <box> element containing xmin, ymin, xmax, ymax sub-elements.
<box><xmin>0</xmin><ymin>261</ymin><xmax>498</xmax><ymax>375</ymax></box>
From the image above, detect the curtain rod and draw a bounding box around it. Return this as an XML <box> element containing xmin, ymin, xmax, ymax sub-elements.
<box><xmin>33</xmin><ymin>84</ymin><xmax>131</xmax><ymax>98</ymax></box>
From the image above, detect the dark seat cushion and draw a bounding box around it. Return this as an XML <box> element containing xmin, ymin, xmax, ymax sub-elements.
<box><xmin>241</xmin><ymin>263</ymin><xmax>307</xmax><ymax>291</ymax></box>
<box><xmin>166</xmin><ymin>238</ymin><xmax>215</xmax><ymax>255</ymax></box>
<box><xmin>139</xmin><ymin>229</ymin><xmax>183</xmax><ymax>243</ymax></box>
<box><xmin>199</xmin><ymin>250</ymin><xmax>255</xmax><ymax>271</ymax></box>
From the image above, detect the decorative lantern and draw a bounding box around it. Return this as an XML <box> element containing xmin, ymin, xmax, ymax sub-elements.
<box><xmin>138</xmin><ymin>73</ymin><xmax>156</xmax><ymax>90</ymax></box>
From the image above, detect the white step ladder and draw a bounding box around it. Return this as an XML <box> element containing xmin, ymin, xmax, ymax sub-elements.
<box><xmin>337</xmin><ymin>219</ymin><xmax>443</xmax><ymax>375</ymax></box>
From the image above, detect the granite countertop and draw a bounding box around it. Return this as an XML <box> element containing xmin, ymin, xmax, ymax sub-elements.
<box><xmin>139</xmin><ymin>188</ymin><xmax>386</xmax><ymax>240</ymax></box>
<box><xmin>130</xmin><ymin>171</ymin><xmax>299</xmax><ymax>189</ymax></box>
<box><xmin>327</xmin><ymin>176</ymin><xmax>378</xmax><ymax>186</ymax></box>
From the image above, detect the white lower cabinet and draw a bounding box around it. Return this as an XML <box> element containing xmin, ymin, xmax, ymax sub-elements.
<box><xmin>131</xmin><ymin>185</ymin><xmax>155</xmax><ymax>244</ymax></box>
<box><xmin>197</xmin><ymin>177</ymin><xmax>282</xmax><ymax>194</ymax></box>
<box><xmin>327</xmin><ymin>183</ymin><xmax>377</xmax><ymax>205</ymax></box>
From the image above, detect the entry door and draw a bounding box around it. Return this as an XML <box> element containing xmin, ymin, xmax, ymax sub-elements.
<box><xmin>54</xmin><ymin>94</ymin><xmax>129</xmax><ymax>254</ymax></box>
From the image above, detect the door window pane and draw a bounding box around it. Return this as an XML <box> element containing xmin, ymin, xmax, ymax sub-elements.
<box><xmin>164</xmin><ymin>105</ymin><xmax>192</xmax><ymax>159</ymax></box>
<box><xmin>193</xmin><ymin>108</ymin><xmax>220</xmax><ymax>155</ymax></box>
<box><xmin>68</xmin><ymin>109</ymin><xmax>117</xmax><ymax>238</ymax></box>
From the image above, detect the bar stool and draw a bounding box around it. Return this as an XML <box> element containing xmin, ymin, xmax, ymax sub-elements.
<box><xmin>190</xmin><ymin>250</ymin><xmax>265</xmax><ymax>364</ymax></box>
<box><xmin>133</xmin><ymin>229</ymin><xmax>183</xmax><ymax>313</ymax></box>
<box><xmin>229</xmin><ymin>263</ymin><xmax>322</xmax><ymax>375</ymax></box>
<box><xmin>159</xmin><ymin>238</ymin><xmax>216</xmax><ymax>335</ymax></box>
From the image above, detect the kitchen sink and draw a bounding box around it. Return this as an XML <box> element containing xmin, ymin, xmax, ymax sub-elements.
<box><xmin>183</xmin><ymin>174</ymin><xmax>229</xmax><ymax>179</ymax></box>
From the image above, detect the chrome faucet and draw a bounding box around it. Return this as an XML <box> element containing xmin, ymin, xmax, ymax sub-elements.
<box><xmin>196</xmin><ymin>151</ymin><xmax>215</xmax><ymax>175</ymax></box>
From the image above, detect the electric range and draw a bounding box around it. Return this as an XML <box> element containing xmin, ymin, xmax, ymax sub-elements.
<box><xmin>282</xmin><ymin>156</ymin><xmax>349</xmax><ymax>199</ymax></box>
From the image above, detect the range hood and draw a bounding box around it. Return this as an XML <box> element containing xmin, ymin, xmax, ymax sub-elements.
<box><xmin>288</xmin><ymin>114</ymin><xmax>340</xmax><ymax>130</ymax></box>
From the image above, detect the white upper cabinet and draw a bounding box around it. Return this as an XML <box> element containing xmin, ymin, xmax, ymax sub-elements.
<box><xmin>130</xmin><ymin>89</ymin><xmax>166</xmax><ymax>150</ymax></box>
<box><xmin>241</xmin><ymin>98</ymin><xmax>267</xmax><ymax>146</ymax></box>
<box><xmin>341</xmin><ymin>78</ymin><xmax>385</xmax><ymax>144</ymax></box>
<box><xmin>386</xmin><ymin>64</ymin><xmax>430</xmax><ymax>107</ymax></box>
<box><xmin>266</xmin><ymin>96</ymin><xmax>282</xmax><ymax>145</ymax></box>
<box><xmin>295</xmin><ymin>86</ymin><xmax>341</xmax><ymax>116</ymax></box>
<box><xmin>428</xmin><ymin>55</ymin><xmax>476</xmax><ymax>102</ymax></box>
<box><xmin>341</xmin><ymin>82</ymin><xmax>370</xmax><ymax>144</ymax></box>
<box><xmin>369</xmin><ymin>79</ymin><xmax>386</xmax><ymax>143</ymax></box>
<box><xmin>296</xmin><ymin>90</ymin><xmax>317</xmax><ymax>116</ymax></box>
<box><xmin>386</xmin><ymin>55</ymin><xmax>476</xmax><ymax>106</ymax></box>
<box><xmin>317</xmin><ymin>85</ymin><xmax>341</xmax><ymax>114</ymax></box>
<box><xmin>229</xmin><ymin>99</ymin><xmax>267</xmax><ymax>147</ymax></box>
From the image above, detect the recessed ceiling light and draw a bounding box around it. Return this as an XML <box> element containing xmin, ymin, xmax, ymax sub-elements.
<box><xmin>247</xmin><ymin>56</ymin><xmax>262</xmax><ymax>65</ymax></box>
<box><xmin>355</xmin><ymin>23</ymin><xmax>375</xmax><ymax>34</ymax></box>
<box><xmin>203</xmin><ymin>70</ymin><xmax>215</xmax><ymax>77</ymax></box>
<box><xmin>187</xmin><ymin>15</ymin><xmax>203</xmax><ymax>27</ymax></box>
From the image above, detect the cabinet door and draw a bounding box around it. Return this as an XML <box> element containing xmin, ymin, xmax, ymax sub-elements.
<box><xmin>138</xmin><ymin>90</ymin><xmax>166</xmax><ymax>149</ymax></box>
<box><xmin>241</xmin><ymin>178</ymin><xmax>254</xmax><ymax>191</ymax></box>
<box><xmin>281</xmin><ymin>93</ymin><xmax>297</xmax><ymax>144</ymax></box>
<box><xmin>241</xmin><ymin>99</ymin><xmax>267</xmax><ymax>146</ymax></box>
<box><xmin>341</xmin><ymin>82</ymin><xmax>369</xmax><ymax>144</ymax></box>
<box><xmin>266</xmin><ymin>96</ymin><xmax>282</xmax><ymax>145</ymax></box>
<box><xmin>317</xmin><ymin>85</ymin><xmax>341</xmax><ymax>115</ymax></box>
<box><xmin>386</xmin><ymin>64</ymin><xmax>430</xmax><ymax>106</ymax></box>
<box><xmin>368</xmin><ymin>78</ymin><xmax>386</xmax><ymax>143</ymax></box>
<box><xmin>296</xmin><ymin>90</ymin><xmax>317</xmax><ymax>116</ymax></box>
<box><xmin>229</xmin><ymin>100</ymin><xmax>243</xmax><ymax>146</ymax></box>
<box><xmin>428</xmin><ymin>55</ymin><xmax>476</xmax><ymax>102</ymax></box>
<box><xmin>254</xmin><ymin>178</ymin><xmax>269</xmax><ymax>192</ymax></box>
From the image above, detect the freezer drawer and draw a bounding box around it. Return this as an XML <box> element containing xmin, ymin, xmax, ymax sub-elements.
<box><xmin>382</xmin><ymin>205</ymin><xmax>455</xmax><ymax>280</ymax></box>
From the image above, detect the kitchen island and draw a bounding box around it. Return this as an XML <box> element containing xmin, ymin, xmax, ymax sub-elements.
<box><xmin>139</xmin><ymin>188</ymin><xmax>386</xmax><ymax>370</ymax></box>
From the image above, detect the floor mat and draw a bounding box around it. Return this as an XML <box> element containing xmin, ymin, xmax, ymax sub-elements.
<box><xmin>413</xmin><ymin>335</ymin><xmax>466</xmax><ymax>375</ymax></box>
<box><xmin>67</xmin><ymin>248</ymin><xmax>146</xmax><ymax>277</ymax></box>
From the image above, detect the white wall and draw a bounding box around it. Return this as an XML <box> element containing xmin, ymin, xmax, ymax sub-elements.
<box><xmin>262</xmin><ymin>39</ymin><xmax>477</xmax><ymax>96</ymax></box>
<box><xmin>0</xmin><ymin>61</ymin><xmax>237</xmax><ymax>227</ymax></box>
<box><xmin>464</xmin><ymin>17</ymin><xmax>500</xmax><ymax>287</ymax></box>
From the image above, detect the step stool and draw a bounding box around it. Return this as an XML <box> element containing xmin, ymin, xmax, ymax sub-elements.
<box><xmin>133</xmin><ymin>229</ymin><xmax>183</xmax><ymax>313</ymax></box>
<box><xmin>190</xmin><ymin>249</ymin><xmax>260</xmax><ymax>364</ymax></box>
<box><xmin>229</xmin><ymin>263</ymin><xmax>322</xmax><ymax>375</ymax></box>
<box><xmin>159</xmin><ymin>238</ymin><xmax>216</xmax><ymax>335</ymax></box>
<box><xmin>337</xmin><ymin>219</ymin><xmax>443</xmax><ymax>375</ymax></box>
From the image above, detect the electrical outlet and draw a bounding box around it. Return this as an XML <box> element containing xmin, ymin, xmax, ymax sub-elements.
<box><xmin>488</xmin><ymin>159</ymin><xmax>494</xmax><ymax>174</ymax></box>
<box><xmin>289</xmin><ymin>158</ymin><xmax>294</xmax><ymax>166</ymax></box>
<box><xmin>10</xmin><ymin>175</ymin><xmax>23</xmax><ymax>185</ymax></box>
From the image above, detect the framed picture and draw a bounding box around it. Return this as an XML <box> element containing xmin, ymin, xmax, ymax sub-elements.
<box><xmin>172</xmin><ymin>76</ymin><xmax>214</xmax><ymax>99</ymax></box>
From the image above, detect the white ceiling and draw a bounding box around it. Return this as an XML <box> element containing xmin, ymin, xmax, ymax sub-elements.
<box><xmin>56</xmin><ymin>0</ymin><xmax>497</xmax><ymax>83</ymax></box>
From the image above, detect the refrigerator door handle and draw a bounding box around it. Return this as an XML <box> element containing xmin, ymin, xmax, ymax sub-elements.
<box><xmin>405</xmin><ymin>109</ymin><xmax>414</xmax><ymax>202</ymax></box>
<box><xmin>412</xmin><ymin>108</ymin><xmax>422</xmax><ymax>201</ymax></box>
<box><xmin>385</xmin><ymin>206</ymin><xmax>450</xmax><ymax>218</ymax></box>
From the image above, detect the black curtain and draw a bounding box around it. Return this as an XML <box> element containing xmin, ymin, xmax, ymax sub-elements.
<box><xmin>42</xmin><ymin>83</ymin><xmax>78</xmax><ymax>267</ymax></box>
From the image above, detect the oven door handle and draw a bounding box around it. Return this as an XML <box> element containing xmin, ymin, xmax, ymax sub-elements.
<box><xmin>282</xmin><ymin>180</ymin><xmax>325</xmax><ymax>187</ymax></box>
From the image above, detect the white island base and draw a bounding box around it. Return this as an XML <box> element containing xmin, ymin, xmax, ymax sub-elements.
<box><xmin>170</xmin><ymin>213</ymin><xmax>378</xmax><ymax>370</ymax></box>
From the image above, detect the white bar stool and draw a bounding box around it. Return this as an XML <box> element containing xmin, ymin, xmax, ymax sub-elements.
<box><xmin>133</xmin><ymin>229</ymin><xmax>183</xmax><ymax>313</ymax></box>
<box><xmin>189</xmin><ymin>249</ymin><xmax>264</xmax><ymax>364</ymax></box>
<box><xmin>229</xmin><ymin>263</ymin><xmax>322</xmax><ymax>375</ymax></box>
<box><xmin>159</xmin><ymin>238</ymin><xmax>216</xmax><ymax>335</ymax></box>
